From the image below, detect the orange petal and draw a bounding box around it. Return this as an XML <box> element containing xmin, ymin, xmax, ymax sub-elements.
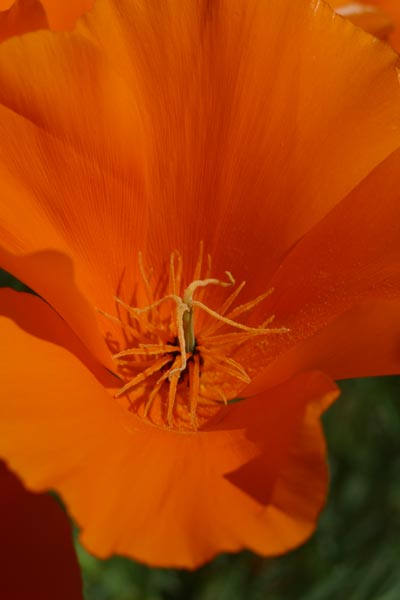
<box><xmin>0</xmin><ymin>287</ymin><xmax>116</xmax><ymax>385</ymax></box>
<box><xmin>0</xmin><ymin>0</ymin><xmax>399</xmax><ymax>309</ymax></box>
<box><xmin>245</xmin><ymin>300</ymin><xmax>400</xmax><ymax>395</ymax></box>
<box><xmin>0</xmin><ymin>26</ymin><xmax>149</xmax><ymax>329</ymax></box>
<box><xmin>245</xmin><ymin>147</ymin><xmax>400</xmax><ymax>377</ymax></box>
<box><xmin>0</xmin><ymin>0</ymin><xmax>47</xmax><ymax>43</ymax></box>
<box><xmin>39</xmin><ymin>0</ymin><xmax>93</xmax><ymax>30</ymax></box>
<box><xmin>247</xmin><ymin>404</ymin><xmax>331</xmax><ymax>558</ymax></box>
<box><xmin>332</xmin><ymin>1</ymin><xmax>393</xmax><ymax>40</ymax></box>
<box><xmin>372</xmin><ymin>0</ymin><xmax>400</xmax><ymax>51</ymax></box>
<box><xmin>78</xmin><ymin>0</ymin><xmax>400</xmax><ymax>284</ymax></box>
<box><xmin>0</xmin><ymin>288</ymin><xmax>338</xmax><ymax>567</ymax></box>
<box><xmin>332</xmin><ymin>1</ymin><xmax>400</xmax><ymax>51</ymax></box>
<box><xmin>0</xmin><ymin>29</ymin><xmax>148</xmax><ymax>354</ymax></box>
<box><xmin>0</xmin><ymin>460</ymin><xmax>83</xmax><ymax>600</ymax></box>
<box><xmin>0</xmin><ymin>0</ymin><xmax>92</xmax><ymax>42</ymax></box>
<box><xmin>0</xmin><ymin>248</ymin><xmax>113</xmax><ymax>368</ymax></box>
<box><xmin>381</xmin><ymin>0</ymin><xmax>400</xmax><ymax>51</ymax></box>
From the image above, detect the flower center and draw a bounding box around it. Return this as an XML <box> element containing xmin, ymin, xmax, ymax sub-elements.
<box><xmin>98</xmin><ymin>246</ymin><xmax>288</xmax><ymax>431</ymax></box>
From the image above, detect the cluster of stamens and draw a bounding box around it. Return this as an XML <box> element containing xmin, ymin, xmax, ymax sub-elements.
<box><xmin>98</xmin><ymin>245</ymin><xmax>288</xmax><ymax>430</ymax></box>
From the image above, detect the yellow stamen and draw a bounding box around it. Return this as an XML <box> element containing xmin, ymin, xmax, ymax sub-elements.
<box><xmin>98</xmin><ymin>245</ymin><xmax>288</xmax><ymax>430</ymax></box>
<box><xmin>166</xmin><ymin>357</ymin><xmax>181</xmax><ymax>426</ymax></box>
<box><xmin>143</xmin><ymin>377</ymin><xmax>164</xmax><ymax>418</ymax></box>
<box><xmin>113</xmin><ymin>344</ymin><xmax>179</xmax><ymax>359</ymax></box>
<box><xmin>202</xmin><ymin>281</ymin><xmax>247</xmax><ymax>336</ymax></box>
<box><xmin>96</xmin><ymin>308</ymin><xmax>142</xmax><ymax>340</ymax></box>
<box><xmin>227</xmin><ymin>288</ymin><xmax>275</xmax><ymax>321</ymax></box>
<box><xmin>197</xmin><ymin>347</ymin><xmax>251</xmax><ymax>384</ymax></box>
<box><xmin>206</xmin><ymin>328</ymin><xmax>288</xmax><ymax>347</ymax></box>
<box><xmin>138</xmin><ymin>251</ymin><xmax>154</xmax><ymax>304</ymax></box>
<box><xmin>169</xmin><ymin>251</ymin><xmax>183</xmax><ymax>296</ymax></box>
<box><xmin>189</xmin><ymin>354</ymin><xmax>200</xmax><ymax>428</ymax></box>
<box><xmin>114</xmin><ymin>356</ymin><xmax>172</xmax><ymax>398</ymax></box>
<box><xmin>191</xmin><ymin>298</ymin><xmax>273</xmax><ymax>334</ymax></box>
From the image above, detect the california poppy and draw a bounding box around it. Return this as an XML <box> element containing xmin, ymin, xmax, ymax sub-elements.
<box><xmin>0</xmin><ymin>460</ymin><xmax>83</xmax><ymax>599</ymax></box>
<box><xmin>0</xmin><ymin>0</ymin><xmax>92</xmax><ymax>42</ymax></box>
<box><xmin>331</xmin><ymin>0</ymin><xmax>400</xmax><ymax>51</ymax></box>
<box><xmin>0</xmin><ymin>0</ymin><xmax>399</xmax><ymax>569</ymax></box>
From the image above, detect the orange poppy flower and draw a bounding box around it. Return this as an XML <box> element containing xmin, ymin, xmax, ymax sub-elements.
<box><xmin>0</xmin><ymin>0</ymin><xmax>93</xmax><ymax>42</ymax></box>
<box><xmin>0</xmin><ymin>460</ymin><xmax>83</xmax><ymax>599</ymax></box>
<box><xmin>0</xmin><ymin>0</ymin><xmax>399</xmax><ymax>569</ymax></box>
<box><xmin>331</xmin><ymin>1</ymin><xmax>400</xmax><ymax>51</ymax></box>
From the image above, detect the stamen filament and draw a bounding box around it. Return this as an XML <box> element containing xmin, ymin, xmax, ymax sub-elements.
<box><xmin>113</xmin><ymin>345</ymin><xmax>179</xmax><ymax>359</ymax></box>
<box><xmin>261</xmin><ymin>314</ymin><xmax>276</xmax><ymax>327</ymax></box>
<box><xmin>218</xmin><ymin>389</ymin><xmax>228</xmax><ymax>405</ymax></box>
<box><xmin>166</xmin><ymin>357</ymin><xmax>181</xmax><ymax>426</ymax></box>
<box><xmin>98</xmin><ymin>245</ymin><xmax>289</xmax><ymax>431</ymax></box>
<box><xmin>143</xmin><ymin>378</ymin><xmax>164</xmax><ymax>418</ymax></box>
<box><xmin>115</xmin><ymin>356</ymin><xmax>172</xmax><ymax>398</ymax></box>
<box><xmin>202</xmin><ymin>281</ymin><xmax>247</xmax><ymax>336</ymax></box>
<box><xmin>96</xmin><ymin>308</ymin><xmax>142</xmax><ymax>340</ymax></box>
<box><xmin>115</xmin><ymin>294</ymin><xmax>181</xmax><ymax>317</ymax></box>
<box><xmin>191</xmin><ymin>299</ymin><xmax>276</xmax><ymax>334</ymax></box>
<box><xmin>205</xmin><ymin>327</ymin><xmax>289</xmax><ymax>346</ymax></box>
<box><xmin>171</xmin><ymin>303</ymin><xmax>190</xmax><ymax>375</ymax></box>
<box><xmin>192</xmin><ymin>253</ymin><xmax>212</xmax><ymax>304</ymax></box>
<box><xmin>138</xmin><ymin>251</ymin><xmax>155</xmax><ymax>304</ymax></box>
<box><xmin>198</xmin><ymin>348</ymin><xmax>251</xmax><ymax>383</ymax></box>
<box><xmin>113</xmin><ymin>296</ymin><xmax>161</xmax><ymax>335</ymax></box>
<box><xmin>169</xmin><ymin>252</ymin><xmax>183</xmax><ymax>296</ymax></box>
<box><xmin>180</xmin><ymin>271</ymin><xmax>235</xmax><ymax>354</ymax></box>
<box><xmin>227</xmin><ymin>288</ymin><xmax>274</xmax><ymax>321</ymax></box>
<box><xmin>183</xmin><ymin>271</ymin><xmax>235</xmax><ymax>306</ymax></box>
<box><xmin>189</xmin><ymin>354</ymin><xmax>200</xmax><ymax>428</ymax></box>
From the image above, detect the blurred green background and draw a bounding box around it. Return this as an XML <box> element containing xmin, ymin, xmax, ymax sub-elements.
<box><xmin>1</xmin><ymin>269</ymin><xmax>399</xmax><ymax>599</ymax></box>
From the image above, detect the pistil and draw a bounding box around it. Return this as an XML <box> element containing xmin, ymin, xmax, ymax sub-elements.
<box><xmin>182</xmin><ymin>308</ymin><xmax>195</xmax><ymax>353</ymax></box>
<box><xmin>97</xmin><ymin>248</ymin><xmax>288</xmax><ymax>430</ymax></box>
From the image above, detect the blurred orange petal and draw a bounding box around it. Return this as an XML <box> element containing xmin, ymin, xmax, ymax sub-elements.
<box><xmin>245</xmin><ymin>300</ymin><xmax>400</xmax><ymax>394</ymax></box>
<box><xmin>0</xmin><ymin>0</ymin><xmax>93</xmax><ymax>43</ymax></box>
<box><xmin>76</xmin><ymin>0</ymin><xmax>400</xmax><ymax>285</ymax></box>
<box><xmin>250</xmin><ymin>146</ymin><xmax>400</xmax><ymax>364</ymax></box>
<box><xmin>331</xmin><ymin>1</ymin><xmax>400</xmax><ymax>51</ymax></box>
<box><xmin>0</xmin><ymin>287</ymin><xmax>338</xmax><ymax>567</ymax></box>
<box><xmin>0</xmin><ymin>29</ymin><xmax>148</xmax><ymax>336</ymax></box>
<box><xmin>0</xmin><ymin>0</ymin><xmax>399</xmax><ymax>309</ymax></box>
<box><xmin>0</xmin><ymin>0</ymin><xmax>47</xmax><ymax>42</ymax></box>
<box><xmin>38</xmin><ymin>0</ymin><xmax>93</xmax><ymax>30</ymax></box>
<box><xmin>0</xmin><ymin>0</ymin><xmax>399</xmax><ymax>568</ymax></box>
<box><xmin>0</xmin><ymin>460</ymin><xmax>83</xmax><ymax>600</ymax></box>
<box><xmin>0</xmin><ymin>247</ymin><xmax>113</xmax><ymax>367</ymax></box>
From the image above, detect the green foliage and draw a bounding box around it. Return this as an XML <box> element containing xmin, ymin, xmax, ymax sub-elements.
<box><xmin>0</xmin><ymin>268</ymin><xmax>31</xmax><ymax>292</ymax></box>
<box><xmin>77</xmin><ymin>377</ymin><xmax>400</xmax><ymax>600</ymax></box>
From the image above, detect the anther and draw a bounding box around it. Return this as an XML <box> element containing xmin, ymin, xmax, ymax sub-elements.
<box><xmin>98</xmin><ymin>246</ymin><xmax>288</xmax><ymax>430</ymax></box>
